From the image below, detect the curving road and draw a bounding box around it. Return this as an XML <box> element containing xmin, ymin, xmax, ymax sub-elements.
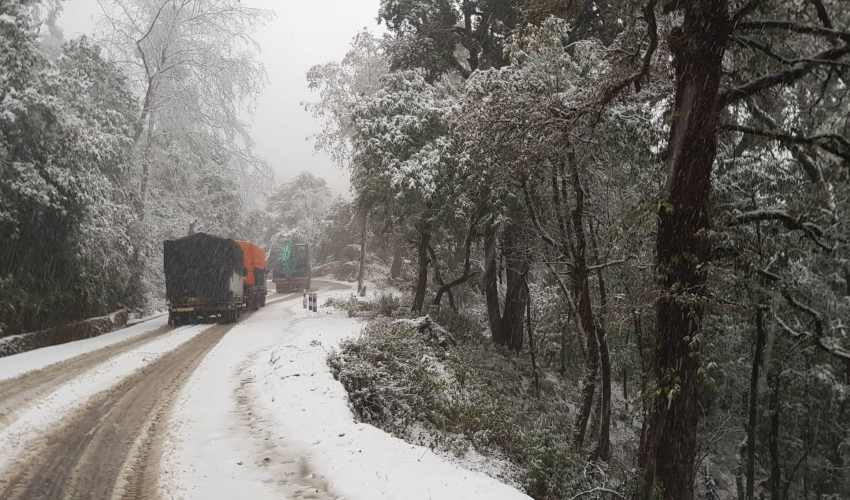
<box><xmin>0</xmin><ymin>282</ymin><xmax>342</xmax><ymax>500</ymax></box>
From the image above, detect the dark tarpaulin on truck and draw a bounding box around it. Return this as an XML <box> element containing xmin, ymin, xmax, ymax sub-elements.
<box><xmin>163</xmin><ymin>233</ymin><xmax>244</xmax><ymax>304</ymax></box>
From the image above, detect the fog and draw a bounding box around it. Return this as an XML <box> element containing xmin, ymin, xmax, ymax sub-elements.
<box><xmin>58</xmin><ymin>0</ymin><xmax>384</xmax><ymax>195</ymax></box>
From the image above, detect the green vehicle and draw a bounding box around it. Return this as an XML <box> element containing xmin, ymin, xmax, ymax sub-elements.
<box><xmin>272</xmin><ymin>243</ymin><xmax>311</xmax><ymax>293</ymax></box>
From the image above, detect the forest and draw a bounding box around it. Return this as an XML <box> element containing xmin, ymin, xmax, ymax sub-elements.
<box><xmin>1</xmin><ymin>0</ymin><xmax>849</xmax><ymax>499</ymax></box>
<box><xmin>306</xmin><ymin>1</ymin><xmax>850</xmax><ymax>499</ymax></box>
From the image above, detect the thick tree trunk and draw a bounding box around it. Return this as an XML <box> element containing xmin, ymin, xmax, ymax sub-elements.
<box><xmin>357</xmin><ymin>211</ymin><xmax>368</xmax><ymax>295</ymax></box>
<box><xmin>411</xmin><ymin>229</ymin><xmax>430</xmax><ymax>313</ymax></box>
<box><xmin>745</xmin><ymin>307</ymin><xmax>766</xmax><ymax>499</ymax></box>
<box><xmin>390</xmin><ymin>244</ymin><xmax>403</xmax><ymax>280</ymax></box>
<box><xmin>483</xmin><ymin>225</ymin><xmax>503</xmax><ymax>341</ymax></box>
<box><xmin>641</xmin><ymin>0</ymin><xmax>728</xmax><ymax>498</ymax></box>
<box><xmin>497</xmin><ymin>225</ymin><xmax>528</xmax><ymax>351</ymax></box>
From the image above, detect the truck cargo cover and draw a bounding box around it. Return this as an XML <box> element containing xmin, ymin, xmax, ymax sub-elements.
<box><xmin>164</xmin><ymin>233</ymin><xmax>244</xmax><ymax>304</ymax></box>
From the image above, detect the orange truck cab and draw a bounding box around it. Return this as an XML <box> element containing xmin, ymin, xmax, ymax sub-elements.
<box><xmin>235</xmin><ymin>240</ymin><xmax>267</xmax><ymax>310</ymax></box>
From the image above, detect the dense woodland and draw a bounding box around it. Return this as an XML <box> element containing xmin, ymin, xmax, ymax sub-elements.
<box><xmin>308</xmin><ymin>0</ymin><xmax>850</xmax><ymax>499</ymax></box>
<box><xmin>1</xmin><ymin>0</ymin><xmax>849</xmax><ymax>499</ymax></box>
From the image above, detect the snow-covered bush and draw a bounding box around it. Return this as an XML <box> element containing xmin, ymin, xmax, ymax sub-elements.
<box><xmin>326</xmin><ymin>292</ymin><xmax>404</xmax><ymax>318</ymax></box>
<box><xmin>519</xmin><ymin>419</ymin><xmax>584</xmax><ymax>500</ymax></box>
<box><xmin>328</xmin><ymin>321</ymin><xmax>449</xmax><ymax>434</ymax></box>
<box><xmin>328</xmin><ymin>308</ymin><xmax>638</xmax><ymax>498</ymax></box>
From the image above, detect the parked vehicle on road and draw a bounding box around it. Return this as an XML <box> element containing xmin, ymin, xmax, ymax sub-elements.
<box><xmin>272</xmin><ymin>243</ymin><xmax>311</xmax><ymax>293</ymax></box>
<box><xmin>164</xmin><ymin>233</ymin><xmax>244</xmax><ymax>325</ymax></box>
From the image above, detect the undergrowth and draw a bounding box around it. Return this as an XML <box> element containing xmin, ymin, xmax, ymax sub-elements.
<box><xmin>325</xmin><ymin>291</ymin><xmax>403</xmax><ymax>318</ymax></box>
<box><xmin>327</xmin><ymin>295</ymin><xmax>635</xmax><ymax>499</ymax></box>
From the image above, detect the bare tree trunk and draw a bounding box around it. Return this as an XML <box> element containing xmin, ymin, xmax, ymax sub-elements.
<box><xmin>525</xmin><ymin>155</ymin><xmax>602</xmax><ymax>451</ymax></box>
<box><xmin>433</xmin><ymin>214</ymin><xmax>479</xmax><ymax>308</ymax></box>
<box><xmin>484</xmin><ymin>225</ymin><xmax>503</xmax><ymax>342</ymax></box>
<box><xmin>132</xmin><ymin>76</ymin><xmax>156</xmax><ymax>145</ymax></box>
<box><xmin>427</xmin><ymin>244</ymin><xmax>453</xmax><ymax>308</ymax></box>
<box><xmin>564</xmin><ymin>156</ymin><xmax>602</xmax><ymax>453</ymax></box>
<box><xmin>590</xmin><ymin>221</ymin><xmax>612</xmax><ymax>461</ymax></box>
<box><xmin>768</xmin><ymin>357</ymin><xmax>782</xmax><ymax>498</ymax></box>
<box><xmin>623</xmin><ymin>369</ymin><xmax>628</xmax><ymax>404</ymax></box>
<box><xmin>411</xmin><ymin>229</ymin><xmax>430</xmax><ymax>313</ymax></box>
<box><xmin>559</xmin><ymin>317</ymin><xmax>569</xmax><ymax>375</ymax></box>
<box><xmin>736</xmin><ymin>436</ymin><xmax>747</xmax><ymax>500</ymax></box>
<box><xmin>590</xmin><ymin>389</ymin><xmax>602</xmax><ymax>439</ymax></box>
<box><xmin>641</xmin><ymin>0</ymin><xmax>728</xmax><ymax>497</ymax></box>
<box><xmin>574</xmin><ymin>312</ymin><xmax>599</xmax><ymax>452</ymax></box>
<box><xmin>501</xmin><ymin>227</ymin><xmax>528</xmax><ymax>351</ymax></box>
<box><xmin>525</xmin><ymin>278</ymin><xmax>540</xmax><ymax>397</ymax></box>
<box><xmin>390</xmin><ymin>244</ymin><xmax>403</xmax><ymax>280</ymax></box>
<box><xmin>746</xmin><ymin>307</ymin><xmax>766</xmax><ymax>499</ymax></box>
<box><xmin>357</xmin><ymin>211</ymin><xmax>368</xmax><ymax>295</ymax></box>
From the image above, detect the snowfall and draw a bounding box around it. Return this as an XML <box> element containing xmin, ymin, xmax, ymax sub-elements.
<box><xmin>0</xmin><ymin>282</ymin><xmax>532</xmax><ymax>500</ymax></box>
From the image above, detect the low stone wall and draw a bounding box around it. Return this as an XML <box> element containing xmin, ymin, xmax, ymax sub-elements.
<box><xmin>0</xmin><ymin>309</ymin><xmax>130</xmax><ymax>358</ymax></box>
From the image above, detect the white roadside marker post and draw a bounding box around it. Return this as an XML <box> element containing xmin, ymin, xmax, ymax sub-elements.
<box><xmin>303</xmin><ymin>289</ymin><xmax>307</xmax><ymax>309</ymax></box>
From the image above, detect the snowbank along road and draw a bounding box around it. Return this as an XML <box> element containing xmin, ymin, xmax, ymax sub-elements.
<box><xmin>0</xmin><ymin>280</ymin><xmax>532</xmax><ymax>500</ymax></box>
<box><xmin>0</xmin><ymin>283</ymin><xmax>337</xmax><ymax>500</ymax></box>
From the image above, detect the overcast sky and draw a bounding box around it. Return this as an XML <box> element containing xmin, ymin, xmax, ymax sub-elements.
<box><xmin>58</xmin><ymin>0</ymin><xmax>385</xmax><ymax>196</ymax></box>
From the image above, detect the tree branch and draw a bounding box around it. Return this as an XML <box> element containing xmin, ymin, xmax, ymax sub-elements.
<box><xmin>730</xmin><ymin>0</ymin><xmax>765</xmax><ymax>25</ymax></box>
<box><xmin>721</xmin><ymin>123</ymin><xmax>850</xmax><ymax>164</ymax></box>
<box><xmin>586</xmin><ymin>0</ymin><xmax>658</xmax><ymax>107</ymax></box>
<box><xmin>732</xmin><ymin>210</ymin><xmax>835</xmax><ymax>250</ymax></box>
<box><xmin>774</xmin><ymin>296</ymin><xmax>850</xmax><ymax>361</ymax></box>
<box><xmin>809</xmin><ymin>0</ymin><xmax>834</xmax><ymax>30</ymax></box>
<box><xmin>521</xmin><ymin>178</ymin><xmax>563</xmax><ymax>252</ymax></box>
<box><xmin>735</xmin><ymin>20</ymin><xmax>850</xmax><ymax>43</ymax></box>
<box><xmin>587</xmin><ymin>255</ymin><xmax>636</xmax><ymax>271</ymax></box>
<box><xmin>720</xmin><ymin>43</ymin><xmax>850</xmax><ymax>106</ymax></box>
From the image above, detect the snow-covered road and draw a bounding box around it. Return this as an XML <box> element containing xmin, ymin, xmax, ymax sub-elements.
<box><xmin>161</xmin><ymin>281</ymin><xmax>531</xmax><ymax>500</ymax></box>
<box><xmin>0</xmin><ymin>281</ymin><xmax>531</xmax><ymax>500</ymax></box>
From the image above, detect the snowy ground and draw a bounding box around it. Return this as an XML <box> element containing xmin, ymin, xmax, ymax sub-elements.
<box><xmin>0</xmin><ymin>280</ymin><xmax>531</xmax><ymax>499</ymax></box>
<box><xmin>0</xmin><ymin>314</ymin><xmax>170</xmax><ymax>381</ymax></box>
<box><xmin>159</xmin><ymin>283</ymin><xmax>532</xmax><ymax>500</ymax></box>
<box><xmin>0</xmin><ymin>323</ymin><xmax>212</xmax><ymax>474</ymax></box>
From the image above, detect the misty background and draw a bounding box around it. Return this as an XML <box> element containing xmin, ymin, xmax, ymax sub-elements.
<box><xmin>58</xmin><ymin>0</ymin><xmax>384</xmax><ymax>195</ymax></box>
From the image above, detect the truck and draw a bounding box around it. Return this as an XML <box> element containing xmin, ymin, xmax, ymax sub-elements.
<box><xmin>235</xmin><ymin>240</ymin><xmax>267</xmax><ymax>311</ymax></box>
<box><xmin>164</xmin><ymin>232</ymin><xmax>245</xmax><ymax>325</ymax></box>
<box><xmin>272</xmin><ymin>243</ymin><xmax>311</xmax><ymax>293</ymax></box>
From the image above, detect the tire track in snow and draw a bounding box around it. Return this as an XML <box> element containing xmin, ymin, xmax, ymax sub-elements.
<box><xmin>0</xmin><ymin>323</ymin><xmax>229</xmax><ymax>500</ymax></box>
<box><xmin>0</xmin><ymin>324</ymin><xmax>182</xmax><ymax>431</ymax></box>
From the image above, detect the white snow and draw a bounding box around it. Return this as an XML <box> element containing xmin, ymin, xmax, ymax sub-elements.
<box><xmin>158</xmin><ymin>298</ymin><xmax>304</xmax><ymax>499</ymax></box>
<box><xmin>251</xmin><ymin>304</ymin><xmax>531</xmax><ymax>500</ymax></box>
<box><xmin>0</xmin><ymin>314</ymin><xmax>170</xmax><ymax>382</ymax></box>
<box><xmin>0</xmin><ymin>323</ymin><xmax>211</xmax><ymax>474</ymax></box>
<box><xmin>160</xmin><ymin>282</ymin><xmax>531</xmax><ymax>500</ymax></box>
